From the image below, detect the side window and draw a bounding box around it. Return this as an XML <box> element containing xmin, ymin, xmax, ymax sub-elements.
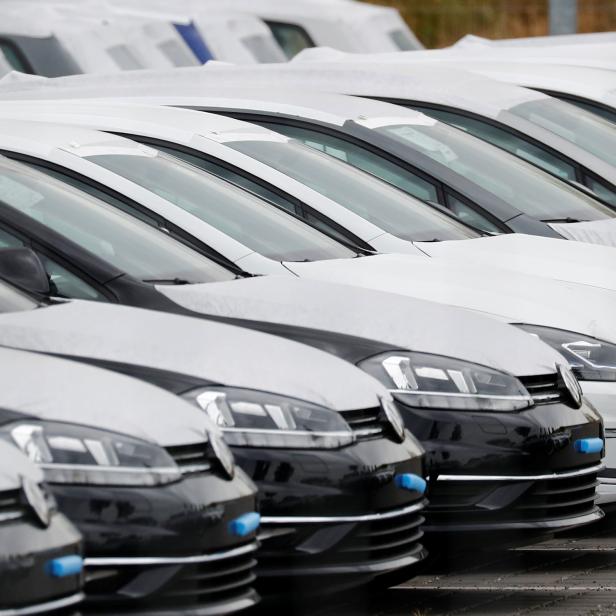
<box><xmin>264</xmin><ymin>21</ymin><xmax>314</xmax><ymax>59</ymax></box>
<box><xmin>416</xmin><ymin>107</ymin><xmax>578</xmax><ymax>181</ymax></box>
<box><xmin>0</xmin><ymin>225</ymin><xmax>106</xmax><ymax>301</ymax></box>
<box><xmin>444</xmin><ymin>193</ymin><xmax>502</xmax><ymax>234</ymax></box>
<box><xmin>26</xmin><ymin>164</ymin><xmax>161</xmax><ymax>227</ymax></box>
<box><xmin>583</xmin><ymin>174</ymin><xmax>616</xmax><ymax>208</ymax></box>
<box><xmin>0</xmin><ymin>40</ymin><xmax>31</xmax><ymax>73</ymax></box>
<box><xmin>40</xmin><ymin>255</ymin><xmax>107</xmax><ymax>302</ymax></box>
<box><xmin>154</xmin><ymin>144</ymin><xmax>302</xmax><ymax>216</ymax></box>
<box><xmin>255</xmin><ymin>121</ymin><xmax>440</xmax><ymax>203</ymax></box>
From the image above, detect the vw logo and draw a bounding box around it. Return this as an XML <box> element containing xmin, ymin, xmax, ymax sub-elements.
<box><xmin>558</xmin><ymin>363</ymin><xmax>583</xmax><ymax>409</ymax></box>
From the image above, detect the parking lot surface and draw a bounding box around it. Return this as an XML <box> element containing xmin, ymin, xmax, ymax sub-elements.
<box><xmin>276</xmin><ymin>514</ymin><xmax>616</xmax><ymax>616</ymax></box>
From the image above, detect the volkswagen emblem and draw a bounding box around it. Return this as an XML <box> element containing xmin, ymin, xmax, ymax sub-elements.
<box><xmin>381</xmin><ymin>396</ymin><xmax>406</xmax><ymax>442</ymax></box>
<box><xmin>558</xmin><ymin>363</ymin><xmax>583</xmax><ymax>409</ymax></box>
<box><xmin>22</xmin><ymin>477</ymin><xmax>51</xmax><ymax>528</ymax></box>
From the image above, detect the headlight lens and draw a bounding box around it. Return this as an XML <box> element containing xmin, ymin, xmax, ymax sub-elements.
<box><xmin>517</xmin><ymin>325</ymin><xmax>616</xmax><ymax>382</ymax></box>
<box><xmin>1</xmin><ymin>421</ymin><xmax>182</xmax><ymax>486</ymax></box>
<box><xmin>183</xmin><ymin>387</ymin><xmax>355</xmax><ymax>449</ymax></box>
<box><xmin>359</xmin><ymin>352</ymin><xmax>533</xmax><ymax>411</ymax></box>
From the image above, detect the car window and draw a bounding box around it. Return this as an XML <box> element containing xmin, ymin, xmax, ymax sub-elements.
<box><xmin>444</xmin><ymin>193</ymin><xmax>502</xmax><ymax>234</ymax></box>
<box><xmin>583</xmin><ymin>174</ymin><xmax>616</xmax><ymax>208</ymax></box>
<box><xmin>106</xmin><ymin>44</ymin><xmax>144</xmax><ymax>70</ymax></box>
<box><xmin>230</xmin><ymin>138</ymin><xmax>479</xmax><ymax>242</ymax></box>
<box><xmin>376</xmin><ymin>121</ymin><xmax>614</xmax><ymax>222</ymax></box>
<box><xmin>0</xmin><ymin>40</ymin><xmax>30</xmax><ymax>73</ymax></box>
<box><xmin>0</xmin><ymin>158</ymin><xmax>230</xmax><ymax>284</ymax></box>
<box><xmin>510</xmin><ymin>98</ymin><xmax>616</xmax><ymax>168</ymax></box>
<box><xmin>415</xmin><ymin>107</ymin><xmax>578</xmax><ymax>181</ymax></box>
<box><xmin>241</xmin><ymin>35</ymin><xmax>286</xmax><ymax>63</ymax></box>
<box><xmin>89</xmin><ymin>150</ymin><xmax>355</xmax><ymax>262</ymax></box>
<box><xmin>264</xmin><ymin>21</ymin><xmax>314</xmax><ymax>59</ymax></box>
<box><xmin>256</xmin><ymin>121</ymin><xmax>440</xmax><ymax>204</ymax></box>
<box><xmin>154</xmin><ymin>144</ymin><xmax>301</xmax><ymax>216</ymax></box>
<box><xmin>551</xmin><ymin>96</ymin><xmax>616</xmax><ymax>125</ymax></box>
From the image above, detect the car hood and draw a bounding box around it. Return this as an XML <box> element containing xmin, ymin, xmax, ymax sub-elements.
<box><xmin>416</xmin><ymin>234</ymin><xmax>616</xmax><ymax>292</ymax></box>
<box><xmin>159</xmin><ymin>275</ymin><xmax>564</xmax><ymax>377</ymax></box>
<box><xmin>0</xmin><ymin>346</ymin><xmax>221</xmax><ymax>447</ymax></box>
<box><xmin>549</xmin><ymin>219</ymin><xmax>616</xmax><ymax>248</ymax></box>
<box><xmin>0</xmin><ymin>441</ymin><xmax>43</xmax><ymax>491</ymax></box>
<box><xmin>283</xmin><ymin>254</ymin><xmax>616</xmax><ymax>344</ymax></box>
<box><xmin>0</xmin><ymin>301</ymin><xmax>385</xmax><ymax>411</ymax></box>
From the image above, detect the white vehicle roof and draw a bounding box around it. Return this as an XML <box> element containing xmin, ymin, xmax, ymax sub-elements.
<box><xmin>0</xmin><ymin>346</ymin><xmax>225</xmax><ymax>447</ymax></box>
<box><xmin>454</xmin><ymin>32</ymin><xmax>616</xmax><ymax>48</ymax></box>
<box><xmin>0</xmin><ymin>13</ymin><xmax>54</xmax><ymax>38</ymax></box>
<box><xmin>197</xmin><ymin>0</ymin><xmax>423</xmax><ymax>53</ymax></box>
<box><xmin>420</xmin><ymin>60</ymin><xmax>616</xmax><ymax>111</ymax></box>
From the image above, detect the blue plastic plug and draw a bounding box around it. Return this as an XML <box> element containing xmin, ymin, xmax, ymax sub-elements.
<box><xmin>46</xmin><ymin>555</ymin><xmax>83</xmax><ymax>578</ymax></box>
<box><xmin>228</xmin><ymin>512</ymin><xmax>261</xmax><ymax>537</ymax></box>
<box><xmin>574</xmin><ymin>438</ymin><xmax>604</xmax><ymax>454</ymax></box>
<box><xmin>395</xmin><ymin>473</ymin><xmax>427</xmax><ymax>494</ymax></box>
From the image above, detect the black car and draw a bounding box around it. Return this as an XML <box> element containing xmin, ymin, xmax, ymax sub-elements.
<box><xmin>0</xmin><ymin>439</ymin><xmax>84</xmax><ymax>615</ymax></box>
<box><xmin>0</xmin><ymin>347</ymin><xmax>261</xmax><ymax>614</ymax></box>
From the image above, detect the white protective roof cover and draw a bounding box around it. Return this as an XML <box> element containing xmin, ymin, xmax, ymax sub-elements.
<box><xmin>0</xmin><ymin>300</ymin><xmax>387</xmax><ymax>411</ymax></box>
<box><xmin>0</xmin><ymin>346</ymin><xmax>221</xmax><ymax>447</ymax></box>
<box><xmin>454</xmin><ymin>31</ymin><xmax>616</xmax><ymax>49</ymax></box>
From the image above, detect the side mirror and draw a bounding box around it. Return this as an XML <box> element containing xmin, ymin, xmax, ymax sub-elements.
<box><xmin>0</xmin><ymin>247</ymin><xmax>50</xmax><ymax>297</ymax></box>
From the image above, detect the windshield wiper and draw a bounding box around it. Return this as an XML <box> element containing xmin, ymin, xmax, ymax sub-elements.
<box><xmin>143</xmin><ymin>278</ymin><xmax>192</xmax><ymax>285</ymax></box>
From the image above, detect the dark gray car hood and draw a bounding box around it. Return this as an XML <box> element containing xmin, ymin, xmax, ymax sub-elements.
<box><xmin>0</xmin><ymin>347</ymin><xmax>223</xmax><ymax>447</ymax></box>
<box><xmin>0</xmin><ymin>301</ymin><xmax>386</xmax><ymax>411</ymax></box>
<box><xmin>158</xmin><ymin>275</ymin><xmax>565</xmax><ymax>377</ymax></box>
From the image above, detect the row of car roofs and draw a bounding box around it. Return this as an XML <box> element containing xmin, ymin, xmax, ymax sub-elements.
<box><xmin>1</xmin><ymin>2</ymin><xmax>616</xmax><ymax>615</ymax></box>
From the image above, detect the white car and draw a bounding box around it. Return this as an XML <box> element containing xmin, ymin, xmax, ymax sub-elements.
<box><xmin>453</xmin><ymin>32</ymin><xmax>616</xmax><ymax>48</ymax></box>
<box><xmin>195</xmin><ymin>0</ymin><xmax>423</xmax><ymax>58</ymax></box>
<box><xmin>1</xmin><ymin>119</ymin><xmax>616</xmax><ymax>488</ymax></box>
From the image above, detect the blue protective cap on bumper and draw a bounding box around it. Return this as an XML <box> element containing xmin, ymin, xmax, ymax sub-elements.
<box><xmin>574</xmin><ymin>438</ymin><xmax>604</xmax><ymax>454</ymax></box>
<box><xmin>395</xmin><ymin>473</ymin><xmax>427</xmax><ymax>494</ymax></box>
<box><xmin>46</xmin><ymin>555</ymin><xmax>83</xmax><ymax>578</ymax></box>
<box><xmin>228</xmin><ymin>512</ymin><xmax>261</xmax><ymax>537</ymax></box>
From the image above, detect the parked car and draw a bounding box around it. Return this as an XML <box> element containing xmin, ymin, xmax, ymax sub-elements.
<box><xmin>0</xmin><ymin>343</ymin><xmax>262</xmax><ymax>614</ymax></box>
<box><xmin>0</xmin><ymin>152</ymin><xmax>610</xmax><ymax>541</ymax></box>
<box><xmin>0</xmin><ymin>262</ymin><xmax>429</xmax><ymax>593</ymax></box>
<box><xmin>0</xmin><ymin>440</ymin><xmax>84</xmax><ymax>615</ymax></box>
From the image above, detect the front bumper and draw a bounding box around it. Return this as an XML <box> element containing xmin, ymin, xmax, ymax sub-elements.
<box><xmin>50</xmin><ymin>471</ymin><xmax>259</xmax><ymax>614</ymax></box>
<box><xmin>233</xmin><ymin>433</ymin><xmax>427</xmax><ymax>592</ymax></box>
<box><xmin>0</xmin><ymin>512</ymin><xmax>82</xmax><ymax>614</ymax></box>
<box><xmin>397</xmin><ymin>398</ymin><xmax>604</xmax><ymax>539</ymax></box>
<box><xmin>580</xmin><ymin>381</ymin><xmax>616</xmax><ymax>504</ymax></box>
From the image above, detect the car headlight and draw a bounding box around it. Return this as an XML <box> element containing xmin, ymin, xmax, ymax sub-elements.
<box><xmin>359</xmin><ymin>352</ymin><xmax>533</xmax><ymax>411</ymax></box>
<box><xmin>517</xmin><ymin>325</ymin><xmax>616</xmax><ymax>382</ymax></box>
<box><xmin>1</xmin><ymin>421</ymin><xmax>182</xmax><ymax>486</ymax></box>
<box><xmin>182</xmin><ymin>387</ymin><xmax>355</xmax><ymax>449</ymax></box>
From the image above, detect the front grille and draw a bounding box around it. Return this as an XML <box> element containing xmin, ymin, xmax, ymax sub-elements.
<box><xmin>339</xmin><ymin>407</ymin><xmax>385</xmax><ymax>440</ymax></box>
<box><xmin>85</xmin><ymin>543</ymin><xmax>258</xmax><ymax>610</ymax></box>
<box><xmin>165</xmin><ymin>442</ymin><xmax>212</xmax><ymax>476</ymax></box>
<box><xmin>520</xmin><ymin>373</ymin><xmax>564</xmax><ymax>405</ymax></box>
<box><xmin>427</xmin><ymin>469</ymin><xmax>598</xmax><ymax>526</ymax></box>
<box><xmin>260</xmin><ymin>500</ymin><xmax>426</xmax><ymax>569</ymax></box>
<box><xmin>0</xmin><ymin>488</ymin><xmax>25</xmax><ymax>523</ymax></box>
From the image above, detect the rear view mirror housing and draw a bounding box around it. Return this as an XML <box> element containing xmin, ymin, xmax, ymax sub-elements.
<box><xmin>0</xmin><ymin>247</ymin><xmax>50</xmax><ymax>297</ymax></box>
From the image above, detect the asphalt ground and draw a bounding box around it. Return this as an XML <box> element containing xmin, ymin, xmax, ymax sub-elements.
<box><xmin>267</xmin><ymin>509</ymin><xmax>616</xmax><ymax>616</ymax></box>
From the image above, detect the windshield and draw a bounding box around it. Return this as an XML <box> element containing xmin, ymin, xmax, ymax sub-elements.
<box><xmin>376</xmin><ymin>122</ymin><xmax>614</xmax><ymax>222</ymax></box>
<box><xmin>229</xmin><ymin>139</ymin><xmax>477</xmax><ymax>242</ymax></box>
<box><xmin>0</xmin><ymin>280</ymin><xmax>38</xmax><ymax>313</ymax></box>
<box><xmin>0</xmin><ymin>159</ymin><xmax>231</xmax><ymax>284</ymax></box>
<box><xmin>509</xmin><ymin>98</ymin><xmax>616</xmax><ymax>168</ymax></box>
<box><xmin>89</xmin><ymin>150</ymin><xmax>354</xmax><ymax>262</ymax></box>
